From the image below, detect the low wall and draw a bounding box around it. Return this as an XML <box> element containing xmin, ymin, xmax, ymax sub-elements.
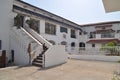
<box><xmin>45</xmin><ymin>45</ymin><xmax>67</xmax><ymax>68</ymax></box>
<box><xmin>68</xmin><ymin>55</ymin><xmax>120</xmax><ymax>62</ymax></box>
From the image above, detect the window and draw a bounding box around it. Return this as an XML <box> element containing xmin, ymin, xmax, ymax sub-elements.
<box><xmin>71</xmin><ymin>29</ymin><xmax>76</xmax><ymax>38</ymax></box>
<box><xmin>79</xmin><ymin>42</ymin><xmax>85</xmax><ymax>47</ymax></box>
<box><xmin>0</xmin><ymin>40</ymin><xmax>2</xmax><ymax>50</ymax></box>
<box><xmin>71</xmin><ymin>42</ymin><xmax>75</xmax><ymax>47</ymax></box>
<box><xmin>28</xmin><ymin>19</ymin><xmax>39</xmax><ymax>33</ymax></box>
<box><xmin>60</xmin><ymin>27</ymin><xmax>68</xmax><ymax>33</ymax></box>
<box><xmin>101</xmin><ymin>33</ymin><xmax>114</xmax><ymax>38</ymax></box>
<box><xmin>14</xmin><ymin>14</ymin><xmax>24</xmax><ymax>27</ymax></box>
<box><xmin>92</xmin><ymin>44</ymin><xmax>95</xmax><ymax>47</ymax></box>
<box><xmin>61</xmin><ymin>41</ymin><xmax>67</xmax><ymax>45</ymax></box>
<box><xmin>45</xmin><ymin>22</ymin><xmax>56</xmax><ymax>35</ymax></box>
<box><xmin>117</xmin><ymin>30</ymin><xmax>120</xmax><ymax>33</ymax></box>
<box><xmin>102</xmin><ymin>27</ymin><xmax>106</xmax><ymax>30</ymax></box>
<box><xmin>79</xmin><ymin>32</ymin><xmax>82</xmax><ymax>35</ymax></box>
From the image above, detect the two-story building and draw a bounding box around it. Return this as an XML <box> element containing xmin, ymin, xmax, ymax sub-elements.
<box><xmin>80</xmin><ymin>21</ymin><xmax>120</xmax><ymax>51</ymax></box>
<box><xmin>0</xmin><ymin>0</ymin><xmax>120</xmax><ymax>67</ymax></box>
<box><xmin>0</xmin><ymin>0</ymin><xmax>83</xmax><ymax>67</ymax></box>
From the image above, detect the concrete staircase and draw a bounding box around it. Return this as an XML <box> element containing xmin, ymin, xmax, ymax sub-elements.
<box><xmin>32</xmin><ymin>51</ymin><xmax>44</xmax><ymax>67</ymax></box>
<box><xmin>11</xmin><ymin>26</ymin><xmax>67</xmax><ymax>68</ymax></box>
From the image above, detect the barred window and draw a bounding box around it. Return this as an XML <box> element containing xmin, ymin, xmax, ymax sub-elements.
<box><xmin>45</xmin><ymin>23</ymin><xmax>56</xmax><ymax>35</ymax></box>
<box><xmin>71</xmin><ymin>29</ymin><xmax>76</xmax><ymax>38</ymax></box>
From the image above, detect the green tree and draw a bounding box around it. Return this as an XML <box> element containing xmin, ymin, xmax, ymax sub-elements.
<box><xmin>100</xmin><ymin>42</ymin><xmax>120</xmax><ymax>56</ymax></box>
<box><xmin>14</xmin><ymin>14</ymin><xmax>24</xmax><ymax>28</ymax></box>
<box><xmin>26</xmin><ymin>19</ymin><xmax>39</xmax><ymax>33</ymax></box>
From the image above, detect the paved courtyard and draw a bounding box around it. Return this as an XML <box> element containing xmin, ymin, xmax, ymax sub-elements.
<box><xmin>0</xmin><ymin>60</ymin><xmax>119</xmax><ymax>80</ymax></box>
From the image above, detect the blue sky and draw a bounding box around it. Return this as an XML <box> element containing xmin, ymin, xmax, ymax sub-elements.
<box><xmin>22</xmin><ymin>0</ymin><xmax>120</xmax><ymax>24</ymax></box>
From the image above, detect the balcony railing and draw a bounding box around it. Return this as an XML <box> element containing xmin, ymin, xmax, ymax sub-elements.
<box><xmin>88</xmin><ymin>33</ymin><xmax>115</xmax><ymax>39</ymax></box>
<box><xmin>88</xmin><ymin>35</ymin><xmax>96</xmax><ymax>39</ymax></box>
<box><xmin>101</xmin><ymin>34</ymin><xmax>115</xmax><ymax>38</ymax></box>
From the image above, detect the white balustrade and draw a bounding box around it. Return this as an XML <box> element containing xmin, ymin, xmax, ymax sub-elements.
<box><xmin>23</xmin><ymin>27</ymin><xmax>52</xmax><ymax>48</ymax></box>
<box><xmin>70</xmin><ymin>47</ymin><xmax>120</xmax><ymax>55</ymax></box>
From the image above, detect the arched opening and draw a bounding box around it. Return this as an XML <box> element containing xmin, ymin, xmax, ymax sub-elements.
<box><xmin>61</xmin><ymin>41</ymin><xmax>67</xmax><ymax>51</ymax></box>
<box><xmin>71</xmin><ymin>42</ymin><xmax>75</xmax><ymax>47</ymax></box>
<box><xmin>79</xmin><ymin>42</ymin><xmax>85</xmax><ymax>50</ymax></box>
<box><xmin>61</xmin><ymin>41</ymin><xmax>67</xmax><ymax>45</ymax></box>
<box><xmin>48</xmin><ymin>40</ymin><xmax>56</xmax><ymax>45</ymax></box>
<box><xmin>79</xmin><ymin>42</ymin><xmax>85</xmax><ymax>47</ymax></box>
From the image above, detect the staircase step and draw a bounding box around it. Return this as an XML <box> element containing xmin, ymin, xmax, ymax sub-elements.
<box><xmin>32</xmin><ymin>62</ymin><xmax>43</xmax><ymax>67</ymax></box>
<box><xmin>33</xmin><ymin>59</ymin><xmax>42</xmax><ymax>63</ymax></box>
<box><xmin>36</xmin><ymin>57</ymin><xmax>42</xmax><ymax>60</ymax></box>
<box><xmin>38</xmin><ymin>54</ymin><xmax>43</xmax><ymax>57</ymax></box>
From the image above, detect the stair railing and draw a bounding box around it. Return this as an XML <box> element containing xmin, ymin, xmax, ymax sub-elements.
<box><xmin>11</xmin><ymin>27</ymin><xmax>43</xmax><ymax>64</ymax></box>
<box><xmin>23</xmin><ymin>27</ymin><xmax>52</xmax><ymax>48</ymax></box>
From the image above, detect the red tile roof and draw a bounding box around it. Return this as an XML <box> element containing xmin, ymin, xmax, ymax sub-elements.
<box><xmin>87</xmin><ymin>39</ymin><xmax>120</xmax><ymax>43</ymax></box>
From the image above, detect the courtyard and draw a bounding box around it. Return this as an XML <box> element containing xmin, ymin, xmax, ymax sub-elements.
<box><xmin>0</xmin><ymin>59</ymin><xmax>119</xmax><ymax>80</ymax></box>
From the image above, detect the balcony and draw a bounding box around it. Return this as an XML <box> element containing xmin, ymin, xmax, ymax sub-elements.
<box><xmin>101</xmin><ymin>33</ymin><xmax>115</xmax><ymax>38</ymax></box>
<box><xmin>88</xmin><ymin>33</ymin><xmax>116</xmax><ymax>40</ymax></box>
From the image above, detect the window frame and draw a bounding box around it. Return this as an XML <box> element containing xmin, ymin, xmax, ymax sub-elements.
<box><xmin>71</xmin><ymin>29</ymin><xmax>76</xmax><ymax>38</ymax></box>
<box><xmin>60</xmin><ymin>26</ymin><xmax>68</xmax><ymax>33</ymax></box>
<box><xmin>71</xmin><ymin>42</ymin><xmax>75</xmax><ymax>47</ymax></box>
<box><xmin>45</xmin><ymin>22</ymin><xmax>56</xmax><ymax>35</ymax></box>
<box><xmin>92</xmin><ymin>44</ymin><xmax>95</xmax><ymax>48</ymax></box>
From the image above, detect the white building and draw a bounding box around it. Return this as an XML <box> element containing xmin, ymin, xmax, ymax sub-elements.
<box><xmin>0</xmin><ymin>0</ymin><xmax>120</xmax><ymax>67</ymax></box>
<box><xmin>79</xmin><ymin>21</ymin><xmax>120</xmax><ymax>55</ymax></box>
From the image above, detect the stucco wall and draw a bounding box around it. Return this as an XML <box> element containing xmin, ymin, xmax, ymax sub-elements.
<box><xmin>0</xmin><ymin>0</ymin><xmax>14</xmax><ymax>60</ymax></box>
<box><xmin>69</xmin><ymin>55</ymin><xmax>120</xmax><ymax>62</ymax></box>
<box><xmin>45</xmin><ymin>45</ymin><xmax>67</xmax><ymax>68</ymax></box>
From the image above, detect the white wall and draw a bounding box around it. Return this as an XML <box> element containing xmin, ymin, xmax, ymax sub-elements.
<box><xmin>0</xmin><ymin>0</ymin><xmax>14</xmax><ymax>60</ymax></box>
<box><xmin>10</xmin><ymin>28</ymin><xmax>30</xmax><ymax>65</ymax></box>
<box><xmin>45</xmin><ymin>45</ymin><xmax>67</xmax><ymax>68</ymax></box>
<box><xmin>69</xmin><ymin>55</ymin><xmax>120</xmax><ymax>62</ymax></box>
<box><xmin>39</xmin><ymin>19</ymin><xmax>80</xmax><ymax>53</ymax></box>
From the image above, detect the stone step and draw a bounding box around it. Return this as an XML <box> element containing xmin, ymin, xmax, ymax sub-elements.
<box><xmin>32</xmin><ymin>62</ymin><xmax>43</xmax><ymax>67</ymax></box>
<box><xmin>33</xmin><ymin>59</ymin><xmax>42</xmax><ymax>63</ymax></box>
<box><xmin>36</xmin><ymin>57</ymin><xmax>42</xmax><ymax>60</ymax></box>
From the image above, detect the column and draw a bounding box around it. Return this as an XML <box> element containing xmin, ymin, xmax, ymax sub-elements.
<box><xmin>40</xmin><ymin>19</ymin><xmax>45</xmax><ymax>34</ymax></box>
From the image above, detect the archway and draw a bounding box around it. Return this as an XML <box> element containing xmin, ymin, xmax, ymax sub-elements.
<box><xmin>79</xmin><ymin>42</ymin><xmax>85</xmax><ymax>50</ymax></box>
<box><xmin>71</xmin><ymin>42</ymin><xmax>75</xmax><ymax>47</ymax></box>
<box><xmin>61</xmin><ymin>41</ymin><xmax>67</xmax><ymax>45</ymax></box>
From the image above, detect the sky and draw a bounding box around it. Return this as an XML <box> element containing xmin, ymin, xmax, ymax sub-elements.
<box><xmin>22</xmin><ymin>0</ymin><xmax>120</xmax><ymax>24</ymax></box>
